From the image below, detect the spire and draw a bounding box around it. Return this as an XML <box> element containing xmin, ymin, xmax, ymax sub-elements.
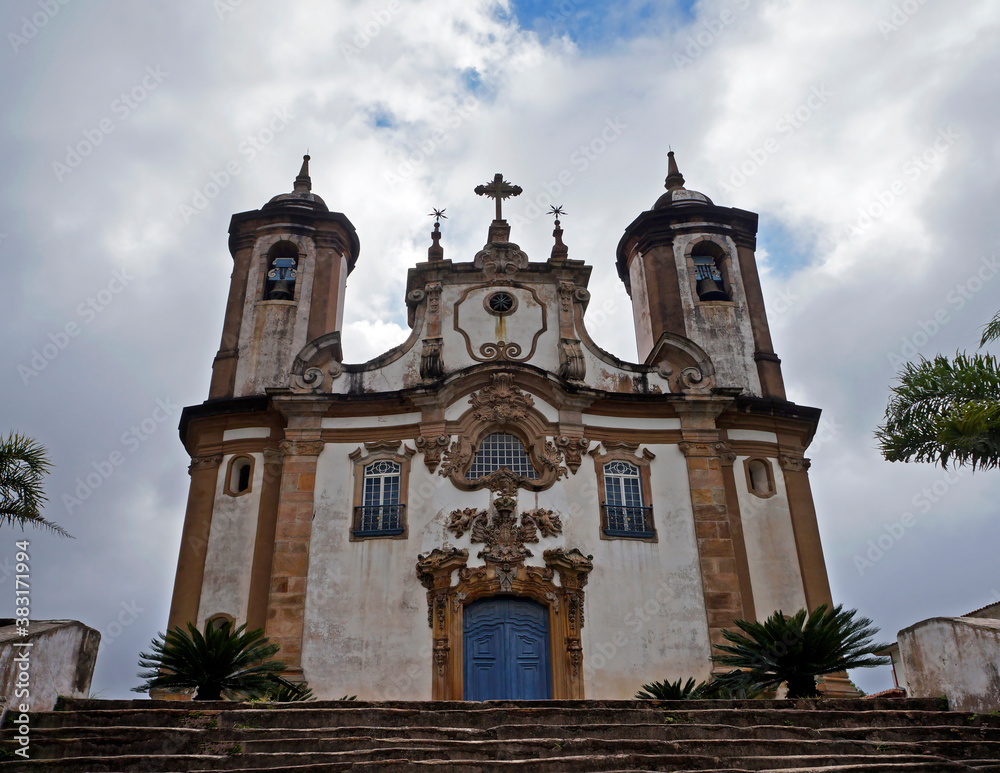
<box><xmin>427</xmin><ymin>208</ymin><xmax>446</xmax><ymax>262</ymax></box>
<box><xmin>293</xmin><ymin>154</ymin><xmax>311</xmax><ymax>193</ymax></box>
<box><xmin>665</xmin><ymin>150</ymin><xmax>685</xmax><ymax>191</ymax></box>
<box><xmin>548</xmin><ymin>206</ymin><xmax>568</xmax><ymax>263</ymax></box>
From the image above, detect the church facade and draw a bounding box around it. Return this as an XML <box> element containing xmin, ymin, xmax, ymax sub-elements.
<box><xmin>166</xmin><ymin>153</ymin><xmax>846</xmax><ymax>700</ymax></box>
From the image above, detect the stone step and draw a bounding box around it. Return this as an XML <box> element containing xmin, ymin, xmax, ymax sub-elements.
<box><xmin>29</xmin><ymin>705</ymin><xmax>997</xmax><ymax>732</ymax></box>
<box><xmin>11</xmin><ymin>731</ymin><xmax>1000</xmax><ymax>762</ymax></box>
<box><xmin>0</xmin><ymin>751</ymin><xmax>977</xmax><ymax>773</ymax></box>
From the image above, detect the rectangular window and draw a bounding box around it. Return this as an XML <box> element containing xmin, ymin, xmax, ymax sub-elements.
<box><xmin>602</xmin><ymin>460</ymin><xmax>654</xmax><ymax>538</ymax></box>
<box><xmin>353</xmin><ymin>460</ymin><xmax>405</xmax><ymax>536</ymax></box>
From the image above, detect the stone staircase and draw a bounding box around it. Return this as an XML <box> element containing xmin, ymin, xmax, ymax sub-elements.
<box><xmin>3</xmin><ymin>696</ymin><xmax>1000</xmax><ymax>771</ymax></box>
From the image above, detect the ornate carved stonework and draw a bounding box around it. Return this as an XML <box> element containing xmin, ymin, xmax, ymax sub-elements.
<box><xmin>279</xmin><ymin>439</ymin><xmax>325</xmax><ymax>456</ymax></box>
<box><xmin>473</xmin><ymin>242</ymin><xmax>529</xmax><ymax>280</ymax></box>
<box><xmin>556</xmin><ymin>436</ymin><xmax>590</xmax><ymax>473</ymax></box>
<box><xmin>420</xmin><ymin>337</ymin><xmax>444</xmax><ymax>381</ymax></box>
<box><xmin>558</xmin><ymin>338</ymin><xmax>586</xmax><ymax>381</ymax></box>
<box><xmin>538</xmin><ymin>440</ymin><xmax>568</xmax><ymax>480</ymax></box>
<box><xmin>779</xmin><ymin>455</ymin><xmax>811</xmax><ymax>472</ymax></box>
<box><xmin>445</xmin><ymin>507</ymin><xmax>481</xmax><ymax>538</ymax></box>
<box><xmin>439</xmin><ymin>440</ymin><xmax>471</xmax><ymax>478</ymax></box>
<box><xmin>414</xmin><ymin>540</ymin><xmax>593</xmax><ymax>700</ymax></box>
<box><xmin>416</xmin><ymin>434</ymin><xmax>450</xmax><ymax>472</ymax></box>
<box><xmin>445</xmin><ymin>499</ymin><xmax>564</xmax><ymax>563</ymax></box>
<box><xmin>188</xmin><ymin>454</ymin><xmax>223</xmax><ymax>473</ymax></box>
<box><xmin>524</xmin><ymin>508</ymin><xmax>563</xmax><ymax>538</ymax></box>
<box><xmin>678</xmin><ymin>440</ymin><xmax>730</xmax><ymax>459</ymax></box>
<box><xmin>469</xmin><ymin>373</ymin><xmax>534</xmax><ymax>424</ymax></box>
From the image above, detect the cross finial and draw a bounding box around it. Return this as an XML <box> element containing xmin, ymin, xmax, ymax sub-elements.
<box><xmin>474</xmin><ymin>173</ymin><xmax>523</xmax><ymax>221</ymax></box>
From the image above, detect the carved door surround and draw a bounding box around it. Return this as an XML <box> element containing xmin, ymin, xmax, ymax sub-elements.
<box><xmin>416</xmin><ymin>496</ymin><xmax>593</xmax><ymax>700</ymax></box>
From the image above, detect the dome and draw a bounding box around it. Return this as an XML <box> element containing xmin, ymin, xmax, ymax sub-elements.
<box><xmin>652</xmin><ymin>150</ymin><xmax>713</xmax><ymax>209</ymax></box>
<box><xmin>261</xmin><ymin>155</ymin><xmax>329</xmax><ymax>212</ymax></box>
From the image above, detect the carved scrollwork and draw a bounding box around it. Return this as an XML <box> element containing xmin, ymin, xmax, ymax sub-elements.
<box><xmin>407</xmin><ymin>289</ymin><xmax>426</xmax><ymax>304</ymax></box>
<box><xmin>469</xmin><ymin>373</ymin><xmax>534</xmax><ymax>424</ymax></box>
<box><xmin>420</xmin><ymin>337</ymin><xmax>445</xmax><ymax>381</ymax></box>
<box><xmin>779</xmin><ymin>455</ymin><xmax>811</xmax><ymax>472</ymax></box>
<box><xmin>556</xmin><ymin>436</ymin><xmax>590</xmax><ymax>474</ymax></box>
<box><xmin>415</xmin><ymin>434</ymin><xmax>450</xmax><ymax>473</ymax></box>
<box><xmin>538</xmin><ymin>440</ymin><xmax>568</xmax><ymax>480</ymax></box>
<box><xmin>680</xmin><ymin>366</ymin><xmax>713</xmax><ymax>393</ymax></box>
<box><xmin>474</xmin><ymin>243</ymin><xmax>529</xmax><ymax>279</ymax></box>
<box><xmin>557</xmin><ymin>338</ymin><xmax>586</xmax><ymax>381</ymax></box>
<box><xmin>438</xmin><ymin>439</ymin><xmax>471</xmax><ymax>479</ymax></box>
<box><xmin>678</xmin><ymin>440</ymin><xmax>732</xmax><ymax>460</ymax></box>
<box><xmin>278</xmin><ymin>440</ymin><xmax>325</xmax><ymax>456</ymax></box>
<box><xmin>478</xmin><ymin>340</ymin><xmax>523</xmax><ymax>361</ymax></box>
<box><xmin>188</xmin><ymin>454</ymin><xmax>223</xmax><ymax>473</ymax></box>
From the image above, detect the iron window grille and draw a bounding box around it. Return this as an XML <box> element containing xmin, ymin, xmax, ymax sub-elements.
<box><xmin>467</xmin><ymin>432</ymin><xmax>540</xmax><ymax>480</ymax></box>
<box><xmin>602</xmin><ymin>460</ymin><xmax>654</xmax><ymax>537</ymax></box>
<box><xmin>353</xmin><ymin>459</ymin><xmax>405</xmax><ymax>536</ymax></box>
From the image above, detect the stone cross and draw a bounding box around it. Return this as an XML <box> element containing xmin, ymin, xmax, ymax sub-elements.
<box><xmin>475</xmin><ymin>174</ymin><xmax>523</xmax><ymax>221</ymax></box>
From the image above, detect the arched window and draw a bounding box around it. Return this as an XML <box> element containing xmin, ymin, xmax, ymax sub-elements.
<box><xmin>467</xmin><ymin>432</ymin><xmax>539</xmax><ymax>480</ymax></box>
<box><xmin>206</xmin><ymin>614</ymin><xmax>234</xmax><ymax>632</ymax></box>
<box><xmin>745</xmin><ymin>458</ymin><xmax>776</xmax><ymax>498</ymax></box>
<box><xmin>354</xmin><ymin>459</ymin><xmax>404</xmax><ymax>536</ymax></box>
<box><xmin>225</xmin><ymin>456</ymin><xmax>254</xmax><ymax>496</ymax></box>
<box><xmin>264</xmin><ymin>241</ymin><xmax>299</xmax><ymax>300</ymax></box>
<box><xmin>691</xmin><ymin>241</ymin><xmax>729</xmax><ymax>301</ymax></box>
<box><xmin>602</xmin><ymin>460</ymin><xmax>653</xmax><ymax>537</ymax></box>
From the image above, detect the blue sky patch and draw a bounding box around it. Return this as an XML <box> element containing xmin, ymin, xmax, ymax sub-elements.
<box><xmin>508</xmin><ymin>0</ymin><xmax>698</xmax><ymax>49</ymax></box>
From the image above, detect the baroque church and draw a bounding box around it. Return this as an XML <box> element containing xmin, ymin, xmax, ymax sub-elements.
<box><xmin>165</xmin><ymin>152</ymin><xmax>849</xmax><ymax>700</ymax></box>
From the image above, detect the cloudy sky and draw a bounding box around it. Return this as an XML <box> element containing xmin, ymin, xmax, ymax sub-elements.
<box><xmin>3</xmin><ymin>0</ymin><xmax>999</xmax><ymax>699</ymax></box>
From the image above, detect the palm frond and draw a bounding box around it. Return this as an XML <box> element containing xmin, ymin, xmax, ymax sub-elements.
<box><xmin>980</xmin><ymin>311</ymin><xmax>1000</xmax><ymax>348</ymax></box>
<box><xmin>135</xmin><ymin>622</ymin><xmax>286</xmax><ymax>700</ymax></box>
<box><xmin>0</xmin><ymin>433</ymin><xmax>70</xmax><ymax>537</ymax></box>
<box><xmin>875</xmin><ymin>352</ymin><xmax>1000</xmax><ymax>470</ymax></box>
<box><xmin>711</xmin><ymin>605</ymin><xmax>889</xmax><ymax>698</ymax></box>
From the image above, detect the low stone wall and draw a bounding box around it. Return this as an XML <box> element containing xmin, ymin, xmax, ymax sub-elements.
<box><xmin>0</xmin><ymin>620</ymin><xmax>101</xmax><ymax>712</ymax></box>
<box><xmin>898</xmin><ymin>616</ymin><xmax>1000</xmax><ymax>712</ymax></box>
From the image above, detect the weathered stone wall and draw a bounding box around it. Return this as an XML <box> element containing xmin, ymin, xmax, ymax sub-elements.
<box><xmin>0</xmin><ymin>620</ymin><xmax>100</xmax><ymax>712</ymax></box>
<box><xmin>898</xmin><ymin>616</ymin><xmax>1000</xmax><ymax>712</ymax></box>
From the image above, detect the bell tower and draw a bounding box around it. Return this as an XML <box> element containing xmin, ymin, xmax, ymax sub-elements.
<box><xmin>208</xmin><ymin>156</ymin><xmax>361</xmax><ymax>399</ymax></box>
<box><xmin>616</xmin><ymin>152</ymin><xmax>785</xmax><ymax>399</ymax></box>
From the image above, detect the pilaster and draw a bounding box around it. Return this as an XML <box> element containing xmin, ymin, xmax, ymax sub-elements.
<box><xmin>675</xmin><ymin>399</ymin><xmax>747</xmax><ymax>662</ymax></box>
<box><xmin>264</xmin><ymin>397</ymin><xmax>327</xmax><ymax>681</ymax></box>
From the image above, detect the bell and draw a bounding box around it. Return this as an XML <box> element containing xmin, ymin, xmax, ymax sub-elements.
<box><xmin>696</xmin><ymin>276</ymin><xmax>729</xmax><ymax>301</ymax></box>
<box><xmin>268</xmin><ymin>279</ymin><xmax>294</xmax><ymax>300</ymax></box>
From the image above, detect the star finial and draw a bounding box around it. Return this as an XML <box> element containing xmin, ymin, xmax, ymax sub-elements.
<box><xmin>547</xmin><ymin>205</ymin><xmax>566</xmax><ymax>224</ymax></box>
<box><xmin>428</xmin><ymin>208</ymin><xmax>447</xmax><ymax>224</ymax></box>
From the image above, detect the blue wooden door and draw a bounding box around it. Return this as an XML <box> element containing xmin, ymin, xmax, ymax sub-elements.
<box><xmin>463</xmin><ymin>597</ymin><xmax>551</xmax><ymax>700</ymax></box>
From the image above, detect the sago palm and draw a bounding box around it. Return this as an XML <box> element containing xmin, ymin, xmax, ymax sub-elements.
<box><xmin>635</xmin><ymin>677</ymin><xmax>707</xmax><ymax>700</ymax></box>
<box><xmin>0</xmin><ymin>432</ymin><xmax>70</xmax><ymax>537</ymax></box>
<box><xmin>877</xmin><ymin>311</ymin><xmax>1000</xmax><ymax>470</ymax></box>
<box><xmin>711</xmin><ymin>605</ymin><xmax>889</xmax><ymax>699</ymax></box>
<box><xmin>134</xmin><ymin>621</ymin><xmax>286</xmax><ymax>700</ymax></box>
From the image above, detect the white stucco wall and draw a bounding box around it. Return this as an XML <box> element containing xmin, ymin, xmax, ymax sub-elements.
<box><xmin>898</xmin><ymin>617</ymin><xmax>1000</xmax><ymax>712</ymax></box>
<box><xmin>733</xmin><ymin>455</ymin><xmax>807</xmax><ymax>619</ymax></box>
<box><xmin>0</xmin><ymin>621</ymin><xmax>100</xmax><ymax>712</ymax></box>
<box><xmin>300</xmin><ymin>432</ymin><xmax>711</xmax><ymax>700</ymax></box>
<box><xmin>197</xmin><ymin>453</ymin><xmax>264</xmax><ymax>629</ymax></box>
